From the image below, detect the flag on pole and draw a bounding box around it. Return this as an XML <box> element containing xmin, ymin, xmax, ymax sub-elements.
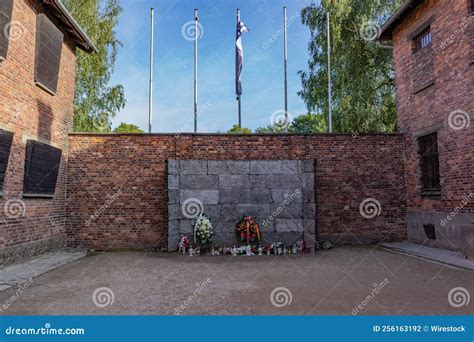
<box><xmin>235</xmin><ymin>20</ymin><xmax>249</xmax><ymax>95</ymax></box>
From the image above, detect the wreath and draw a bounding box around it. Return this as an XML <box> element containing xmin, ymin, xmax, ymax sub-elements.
<box><xmin>236</xmin><ymin>216</ymin><xmax>261</xmax><ymax>245</ymax></box>
<box><xmin>193</xmin><ymin>214</ymin><xmax>213</xmax><ymax>247</ymax></box>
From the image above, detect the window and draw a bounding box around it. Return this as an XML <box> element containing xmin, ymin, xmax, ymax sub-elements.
<box><xmin>34</xmin><ymin>14</ymin><xmax>63</xmax><ymax>94</ymax></box>
<box><xmin>418</xmin><ymin>132</ymin><xmax>441</xmax><ymax>195</ymax></box>
<box><xmin>412</xmin><ymin>26</ymin><xmax>432</xmax><ymax>51</ymax></box>
<box><xmin>23</xmin><ymin>140</ymin><xmax>62</xmax><ymax>197</ymax></box>
<box><xmin>0</xmin><ymin>129</ymin><xmax>14</xmax><ymax>191</ymax></box>
<box><xmin>0</xmin><ymin>0</ymin><xmax>14</xmax><ymax>61</ymax></box>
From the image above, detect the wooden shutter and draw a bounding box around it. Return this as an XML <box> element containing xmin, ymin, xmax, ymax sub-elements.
<box><xmin>418</xmin><ymin>133</ymin><xmax>441</xmax><ymax>194</ymax></box>
<box><xmin>23</xmin><ymin>140</ymin><xmax>62</xmax><ymax>196</ymax></box>
<box><xmin>0</xmin><ymin>0</ymin><xmax>14</xmax><ymax>60</ymax></box>
<box><xmin>0</xmin><ymin>130</ymin><xmax>14</xmax><ymax>190</ymax></box>
<box><xmin>35</xmin><ymin>14</ymin><xmax>63</xmax><ymax>94</ymax></box>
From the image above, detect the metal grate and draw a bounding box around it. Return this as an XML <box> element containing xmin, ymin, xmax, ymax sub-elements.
<box><xmin>423</xmin><ymin>224</ymin><xmax>436</xmax><ymax>240</ymax></box>
<box><xmin>412</xmin><ymin>26</ymin><xmax>432</xmax><ymax>51</ymax></box>
<box><xmin>418</xmin><ymin>132</ymin><xmax>441</xmax><ymax>194</ymax></box>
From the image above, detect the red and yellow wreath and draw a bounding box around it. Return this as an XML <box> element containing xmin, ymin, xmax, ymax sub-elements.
<box><xmin>236</xmin><ymin>216</ymin><xmax>261</xmax><ymax>245</ymax></box>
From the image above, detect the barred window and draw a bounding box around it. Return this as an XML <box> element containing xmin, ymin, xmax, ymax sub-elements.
<box><xmin>412</xmin><ymin>26</ymin><xmax>432</xmax><ymax>51</ymax></box>
<box><xmin>0</xmin><ymin>129</ymin><xmax>14</xmax><ymax>190</ymax></box>
<box><xmin>418</xmin><ymin>132</ymin><xmax>441</xmax><ymax>195</ymax></box>
<box><xmin>0</xmin><ymin>0</ymin><xmax>14</xmax><ymax>60</ymax></box>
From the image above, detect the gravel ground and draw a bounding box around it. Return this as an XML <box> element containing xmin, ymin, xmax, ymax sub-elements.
<box><xmin>1</xmin><ymin>246</ymin><xmax>473</xmax><ymax>315</ymax></box>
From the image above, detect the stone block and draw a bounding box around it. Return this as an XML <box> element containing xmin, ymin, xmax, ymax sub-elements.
<box><xmin>266</xmin><ymin>174</ymin><xmax>302</xmax><ymax>188</ymax></box>
<box><xmin>180</xmin><ymin>160</ymin><xmax>207</xmax><ymax>174</ymax></box>
<box><xmin>303</xmin><ymin>188</ymin><xmax>316</xmax><ymax>203</ymax></box>
<box><xmin>303</xmin><ymin>203</ymin><xmax>316</xmax><ymax>219</ymax></box>
<box><xmin>168</xmin><ymin>160</ymin><xmax>179</xmax><ymax>174</ymax></box>
<box><xmin>180</xmin><ymin>190</ymin><xmax>219</xmax><ymax>204</ymax></box>
<box><xmin>250</xmin><ymin>160</ymin><xmax>282</xmax><ymax>174</ymax></box>
<box><xmin>303</xmin><ymin>219</ymin><xmax>316</xmax><ymax>234</ymax></box>
<box><xmin>302</xmin><ymin>160</ymin><xmax>314</xmax><ymax>173</ymax></box>
<box><xmin>251</xmin><ymin>188</ymin><xmax>272</xmax><ymax>204</ymax></box>
<box><xmin>219</xmin><ymin>175</ymin><xmax>250</xmax><ymax>189</ymax></box>
<box><xmin>168</xmin><ymin>174</ymin><xmax>179</xmax><ymax>190</ymax></box>
<box><xmin>202</xmin><ymin>204</ymin><xmax>221</xmax><ymax>221</ymax></box>
<box><xmin>259</xmin><ymin>218</ymin><xmax>275</xmax><ymax>232</ymax></box>
<box><xmin>208</xmin><ymin>161</ymin><xmax>227</xmax><ymax>175</ymax></box>
<box><xmin>220</xmin><ymin>189</ymin><xmax>251</xmax><ymax>204</ymax></box>
<box><xmin>168</xmin><ymin>190</ymin><xmax>179</xmax><ymax>204</ymax></box>
<box><xmin>271</xmin><ymin>188</ymin><xmax>302</xmax><ymax>204</ymax></box>
<box><xmin>168</xmin><ymin>220</ymin><xmax>180</xmax><ymax>251</ymax></box>
<box><xmin>281</xmin><ymin>160</ymin><xmax>300</xmax><ymax>174</ymax></box>
<box><xmin>225</xmin><ymin>161</ymin><xmax>250</xmax><ymax>174</ymax></box>
<box><xmin>302</xmin><ymin>173</ymin><xmax>314</xmax><ymax>190</ymax></box>
<box><xmin>275</xmin><ymin>218</ymin><xmax>304</xmax><ymax>232</ymax></box>
<box><xmin>271</xmin><ymin>203</ymin><xmax>303</xmax><ymax>218</ymax></box>
<box><xmin>180</xmin><ymin>175</ymin><xmax>219</xmax><ymax>190</ymax></box>
<box><xmin>168</xmin><ymin>204</ymin><xmax>181</xmax><ymax>220</ymax></box>
<box><xmin>250</xmin><ymin>175</ymin><xmax>267</xmax><ymax>188</ymax></box>
<box><xmin>179</xmin><ymin>219</ymin><xmax>195</xmax><ymax>234</ymax></box>
<box><xmin>221</xmin><ymin>204</ymin><xmax>270</xmax><ymax>219</ymax></box>
<box><xmin>216</xmin><ymin>220</ymin><xmax>240</xmax><ymax>232</ymax></box>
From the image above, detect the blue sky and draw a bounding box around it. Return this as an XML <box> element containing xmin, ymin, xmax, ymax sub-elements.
<box><xmin>110</xmin><ymin>0</ymin><xmax>314</xmax><ymax>132</ymax></box>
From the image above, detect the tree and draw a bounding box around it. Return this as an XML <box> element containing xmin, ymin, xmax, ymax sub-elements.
<box><xmin>299</xmin><ymin>0</ymin><xmax>402</xmax><ymax>133</ymax></box>
<box><xmin>289</xmin><ymin>113</ymin><xmax>327</xmax><ymax>133</ymax></box>
<box><xmin>63</xmin><ymin>0</ymin><xmax>125</xmax><ymax>132</ymax></box>
<box><xmin>113</xmin><ymin>123</ymin><xmax>144</xmax><ymax>133</ymax></box>
<box><xmin>227</xmin><ymin>125</ymin><xmax>252</xmax><ymax>134</ymax></box>
<box><xmin>255</xmin><ymin>120</ymin><xmax>287</xmax><ymax>133</ymax></box>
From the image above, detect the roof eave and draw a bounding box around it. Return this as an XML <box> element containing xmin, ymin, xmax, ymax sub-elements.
<box><xmin>378</xmin><ymin>0</ymin><xmax>423</xmax><ymax>41</ymax></box>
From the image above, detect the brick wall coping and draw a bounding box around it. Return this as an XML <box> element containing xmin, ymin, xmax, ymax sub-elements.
<box><xmin>69</xmin><ymin>132</ymin><xmax>402</xmax><ymax>137</ymax></box>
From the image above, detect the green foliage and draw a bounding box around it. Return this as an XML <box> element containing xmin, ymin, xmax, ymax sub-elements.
<box><xmin>289</xmin><ymin>113</ymin><xmax>327</xmax><ymax>133</ymax></box>
<box><xmin>255</xmin><ymin>120</ymin><xmax>287</xmax><ymax>133</ymax></box>
<box><xmin>63</xmin><ymin>0</ymin><xmax>125</xmax><ymax>132</ymax></box>
<box><xmin>299</xmin><ymin>0</ymin><xmax>402</xmax><ymax>133</ymax></box>
<box><xmin>227</xmin><ymin>124</ymin><xmax>253</xmax><ymax>134</ymax></box>
<box><xmin>113</xmin><ymin>122</ymin><xmax>144</xmax><ymax>133</ymax></box>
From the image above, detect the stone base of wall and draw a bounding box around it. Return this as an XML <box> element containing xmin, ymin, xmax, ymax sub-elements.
<box><xmin>407</xmin><ymin>210</ymin><xmax>474</xmax><ymax>252</ymax></box>
<box><xmin>0</xmin><ymin>234</ymin><xmax>67</xmax><ymax>266</ymax></box>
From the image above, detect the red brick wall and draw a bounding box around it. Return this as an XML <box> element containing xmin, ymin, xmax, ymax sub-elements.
<box><xmin>393</xmin><ymin>0</ymin><xmax>474</xmax><ymax>212</ymax></box>
<box><xmin>67</xmin><ymin>134</ymin><xmax>406</xmax><ymax>250</ymax></box>
<box><xmin>0</xmin><ymin>0</ymin><xmax>77</xmax><ymax>263</ymax></box>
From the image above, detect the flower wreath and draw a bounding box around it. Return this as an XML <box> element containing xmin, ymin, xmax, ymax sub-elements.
<box><xmin>193</xmin><ymin>214</ymin><xmax>213</xmax><ymax>246</ymax></box>
<box><xmin>236</xmin><ymin>216</ymin><xmax>261</xmax><ymax>245</ymax></box>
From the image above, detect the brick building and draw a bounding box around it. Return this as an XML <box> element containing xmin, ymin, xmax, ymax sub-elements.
<box><xmin>0</xmin><ymin>0</ymin><xmax>94</xmax><ymax>264</ymax></box>
<box><xmin>379</xmin><ymin>0</ymin><xmax>473</xmax><ymax>251</ymax></box>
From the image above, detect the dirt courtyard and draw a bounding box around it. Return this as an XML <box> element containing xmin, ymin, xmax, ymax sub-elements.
<box><xmin>1</xmin><ymin>246</ymin><xmax>473</xmax><ymax>315</ymax></box>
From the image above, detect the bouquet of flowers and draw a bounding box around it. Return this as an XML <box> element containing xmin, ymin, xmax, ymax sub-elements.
<box><xmin>193</xmin><ymin>214</ymin><xmax>213</xmax><ymax>247</ymax></box>
<box><xmin>236</xmin><ymin>216</ymin><xmax>261</xmax><ymax>245</ymax></box>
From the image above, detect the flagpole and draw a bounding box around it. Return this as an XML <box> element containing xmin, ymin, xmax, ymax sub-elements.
<box><xmin>194</xmin><ymin>9</ymin><xmax>198</xmax><ymax>133</ymax></box>
<box><xmin>327</xmin><ymin>12</ymin><xmax>333</xmax><ymax>133</ymax></box>
<box><xmin>236</xmin><ymin>8</ymin><xmax>241</xmax><ymax>129</ymax></box>
<box><xmin>283</xmin><ymin>6</ymin><xmax>288</xmax><ymax>133</ymax></box>
<box><xmin>148</xmin><ymin>8</ymin><xmax>154</xmax><ymax>133</ymax></box>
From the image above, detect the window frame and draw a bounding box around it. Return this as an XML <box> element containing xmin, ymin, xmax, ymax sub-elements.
<box><xmin>0</xmin><ymin>0</ymin><xmax>14</xmax><ymax>61</ymax></box>
<box><xmin>412</xmin><ymin>26</ymin><xmax>432</xmax><ymax>52</ymax></box>
<box><xmin>0</xmin><ymin>129</ymin><xmax>14</xmax><ymax>193</ymax></box>
<box><xmin>418</xmin><ymin>132</ymin><xmax>441</xmax><ymax>197</ymax></box>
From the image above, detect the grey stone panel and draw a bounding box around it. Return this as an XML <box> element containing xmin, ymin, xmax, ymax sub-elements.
<box><xmin>266</xmin><ymin>174</ymin><xmax>302</xmax><ymax>188</ymax></box>
<box><xmin>225</xmin><ymin>161</ymin><xmax>250</xmax><ymax>174</ymax></box>
<box><xmin>168</xmin><ymin>160</ymin><xmax>179</xmax><ymax>174</ymax></box>
<box><xmin>251</xmin><ymin>188</ymin><xmax>272</xmax><ymax>204</ymax></box>
<box><xmin>250</xmin><ymin>160</ymin><xmax>282</xmax><ymax>174</ymax></box>
<box><xmin>303</xmin><ymin>188</ymin><xmax>316</xmax><ymax>203</ymax></box>
<box><xmin>208</xmin><ymin>161</ymin><xmax>227</xmax><ymax>175</ymax></box>
<box><xmin>220</xmin><ymin>189</ymin><xmax>251</xmax><ymax>204</ymax></box>
<box><xmin>168</xmin><ymin>204</ymin><xmax>181</xmax><ymax>220</ymax></box>
<box><xmin>303</xmin><ymin>203</ymin><xmax>316</xmax><ymax>219</ymax></box>
<box><xmin>179</xmin><ymin>219</ymin><xmax>195</xmax><ymax>234</ymax></box>
<box><xmin>168</xmin><ymin>220</ymin><xmax>180</xmax><ymax>251</ymax></box>
<box><xmin>271</xmin><ymin>188</ymin><xmax>302</xmax><ymax>204</ymax></box>
<box><xmin>180</xmin><ymin>160</ymin><xmax>207</xmax><ymax>174</ymax></box>
<box><xmin>202</xmin><ymin>205</ymin><xmax>221</xmax><ymax>221</ymax></box>
<box><xmin>281</xmin><ymin>160</ymin><xmax>300</xmax><ymax>174</ymax></box>
<box><xmin>275</xmin><ymin>218</ymin><xmax>304</xmax><ymax>232</ymax></box>
<box><xmin>259</xmin><ymin>218</ymin><xmax>275</xmax><ymax>232</ymax></box>
<box><xmin>302</xmin><ymin>160</ymin><xmax>314</xmax><ymax>173</ymax></box>
<box><xmin>180</xmin><ymin>175</ymin><xmax>219</xmax><ymax>190</ymax></box>
<box><xmin>221</xmin><ymin>204</ymin><xmax>270</xmax><ymax>219</ymax></box>
<box><xmin>168</xmin><ymin>190</ymin><xmax>179</xmax><ymax>204</ymax></box>
<box><xmin>270</xmin><ymin>203</ymin><xmax>303</xmax><ymax>218</ymax></box>
<box><xmin>303</xmin><ymin>219</ymin><xmax>316</xmax><ymax>234</ymax></box>
<box><xmin>168</xmin><ymin>175</ymin><xmax>179</xmax><ymax>190</ymax></box>
<box><xmin>219</xmin><ymin>175</ymin><xmax>250</xmax><ymax>189</ymax></box>
<box><xmin>180</xmin><ymin>190</ymin><xmax>219</xmax><ymax>204</ymax></box>
<box><xmin>250</xmin><ymin>175</ymin><xmax>267</xmax><ymax>188</ymax></box>
<box><xmin>302</xmin><ymin>173</ymin><xmax>314</xmax><ymax>190</ymax></box>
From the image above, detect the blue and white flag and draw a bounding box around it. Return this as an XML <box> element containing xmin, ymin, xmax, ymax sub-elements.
<box><xmin>235</xmin><ymin>20</ymin><xmax>249</xmax><ymax>96</ymax></box>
